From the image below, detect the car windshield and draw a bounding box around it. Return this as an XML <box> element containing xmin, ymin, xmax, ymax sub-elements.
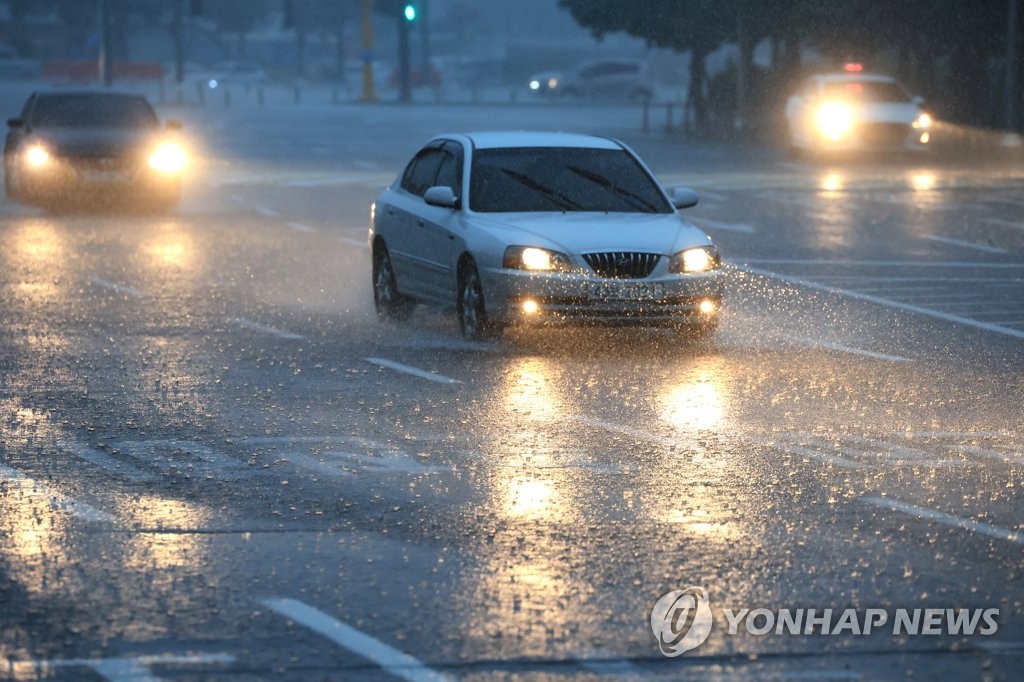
<box><xmin>823</xmin><ymin>80</ymin><xmax>912</xmax><ymax>103</ymax></box>
<box><xmin>469</xmin><ymin>147</ymin><xmax>671</xmax><ymax>213</ymax></box>
<box><xmin>33</xmin><ymin>94</ymin><xmax>159</xmax><ymax>128</ymax></box>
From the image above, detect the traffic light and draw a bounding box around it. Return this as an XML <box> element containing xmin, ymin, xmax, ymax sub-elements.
<box><xmin>403</xmin><ymin>3</ymin><xmax>416</xmax><ymax>22</ymax></box>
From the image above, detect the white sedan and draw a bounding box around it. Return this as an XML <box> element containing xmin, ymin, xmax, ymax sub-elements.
<box><xmin>784</xmin><ymin>66</ymin><xmax>933</xmax><ymax>154</ymax></box>
<box><xmin>368</xmin><ymin>132</ymin><xmax>725</xmax><ymax>340</ymax></box>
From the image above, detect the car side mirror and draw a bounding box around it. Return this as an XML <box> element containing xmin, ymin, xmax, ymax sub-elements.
<box><xmin>672</xmin><ymin>187</ymin><xmax>699</xmax><ymax>209</ymax></box>
<box><xmin>7</xmin><ymin>117</ymin><xmax>23</xmax><ymax>128</ymax></box>
<box><xmin>423</xmin><ymin>185</ymin><xmax>459</xmax><ymax>209</ymax></box>
<box><xmin>165</xmin><ymin>119</ymin><xmax>183</xmax><ymax>131</ymax></box>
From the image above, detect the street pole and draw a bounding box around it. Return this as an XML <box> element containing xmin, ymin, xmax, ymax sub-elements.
<box><xmin>419</xmin><ymin>0</ymin><xmax>430</xmax><ymax>84</ymax></box>
<box><xmin>1008</xmin><ymin>0</ymin><xmax>1021</xmax><ymax>131</ymax></box>
<box><xmin>173</xmin><ymin>0</ymin><xmax>184</xmax><ymax>85</ymax></box>
<box><xmin>398</xmin><ymin>7</ymin><xmax>411</xmax><ymax>102</ymax></box>
<box><xmin>98</xmin><ymin>0</ymin><xmax>112</xmax><ymax>86</ymax></box>
<box><xmin>360</xmin><ymin>0</ymin><xmax>377</xmax><ymax>102</ymax></box>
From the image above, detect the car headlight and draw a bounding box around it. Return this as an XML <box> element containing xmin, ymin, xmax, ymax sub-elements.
<box><xmin>669</xmin><ymin>246</ymin><xmax>720</xmax><ymax>274</ymax></box>
<box><xmin>913</xmin><ymin>113</ymin><xmax>932</xmax><ymax>129</ymax></box>
<box><xmin>503</xmin><ymin>246</ymin><xmax>572</xmax><ymax>271</ymax></box>
<box><xmin>529</xmin><ymin>80</ymin><xmax>541</xmax><ymax>90</ymax></box>
<box><xmin>816</xmin><ymin>101</ymin><xmax>854</xmax><ymax>141</ymax></box>
<box><xmin>148</xmin><ymin>141</ymin><xmax>187</xmax><ymax>174</ymax></box>
<box><xmin>24</xmin><ymin>144</ymin><xmax>50</xmax><ymax>169</ymax></box>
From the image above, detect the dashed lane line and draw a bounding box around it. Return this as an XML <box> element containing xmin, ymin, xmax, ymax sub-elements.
<box><xmin>262</xmin><ymin>598</ymin><xmax>453</xmax><ymax>682</ymax></box>
<box><xmin>862</xmin><ymin>496</ymin><xmax>1022</xmax><ymax>545</ymax></box>
<box><xmin>234</xmin><ymin>318</ymin><xmax>306</xmax><ymax>340</ymax></box>
<box><xmin>920</xmin><ymin>234</ymin><xmax>1007</xmax><ymax>254</ymax></box>
<box><xmin>0</xmin><ymin>463</ymin><xmax>116</xmax><ymax>524</ymax></box>
<box><xmin>364</xmin><ymin>357</ymin><xmax>462</xmax><ymax>385</ymax></box>
<box><xmin>87</xmin><ymin>276</ymin><xmax>144</xmax><ymax>298</ymax></box>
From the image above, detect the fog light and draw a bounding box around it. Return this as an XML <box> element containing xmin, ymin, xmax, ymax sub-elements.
<box><xmin>522</xmin><ymin>299</ymin><xmax>540</xmax><ymax>315</ymax></box>
<box><xmin>698</xmin><ymin>299</ymin><xmax>716</xmax><ymax>315</ymax></box>
<box><xmin>920</xmin><ymin>132</ymin><xmax>930</xmax><ymax>144</ymax></box>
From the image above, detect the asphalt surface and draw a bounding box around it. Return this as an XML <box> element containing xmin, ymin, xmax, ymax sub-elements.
<box><xmin>1</xmin><ymin>83</ymin><xmax>1023</xmax><ymax>681</ymax></box>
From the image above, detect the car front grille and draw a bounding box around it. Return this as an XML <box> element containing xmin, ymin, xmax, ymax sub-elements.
<box><xmin>859</xmin><ymin>123</ymin><xmax>911</xmax><ymax>146</ymax></box>
<box><xmin>583</xmin><ymin>252</ymin><xmax>661</xmax><ymax>279</ymax></box>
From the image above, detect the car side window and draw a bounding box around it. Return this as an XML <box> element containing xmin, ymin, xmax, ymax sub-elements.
<box><xmin>400</xmin><ymin>148</ymin><xmax>443</xmax><ymax>197</ymax></box>
<box><xmin>434</xmin><ymin>144</ymin><xmax>462</xmax><ymax>196</ymax></box>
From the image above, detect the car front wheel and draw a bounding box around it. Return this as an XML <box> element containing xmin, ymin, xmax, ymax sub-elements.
<box><xmin>373</xmin><ymin>245</ymin><xmax>415</xmax><ymax>322</ymax></box>
<box><xmin>457</xmin><ymin>263</ymin><xmax>500</xmax><ymax>341</ymax></box>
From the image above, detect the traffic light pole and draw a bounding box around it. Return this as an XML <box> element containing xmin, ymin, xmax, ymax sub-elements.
<box><xmin>398</xmin><ymin>7</ymin><xmax>411</xmax><ymax>102</ymax></box>
<box><xmin>1009</xmin><ymin>0</ymin><xmax>1020</xmax><ymax>131</ymax></box>
<box><xmin>360</xmin><ymin>0</ymin><xmax>377</xmax><ymax>102</ymax></box>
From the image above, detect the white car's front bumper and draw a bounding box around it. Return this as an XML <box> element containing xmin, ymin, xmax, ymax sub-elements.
<box><xmin>482</xmin><ymin>267</ymin><xmax>726</xmax><ymax>328</ymax></box>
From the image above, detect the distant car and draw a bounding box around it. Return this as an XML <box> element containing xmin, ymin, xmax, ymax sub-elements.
<box><xmin>198</xmin><ymin>61</ymin><xmax>266</xmax><ymax>90</ymax></box>
<box><xmin>369</xmin><ymin>132</ymin><xmax>724</xmax><ymax>340</ymax></box>
<box><xmin>551</xmin><ymin>59</ymin><xmax>654</xmax><ymax>103</ymax></box>
<box><xmin>4</xmin><ymin>91</ymin><xmax>187</xmax><ymax>210</ymax></box>
<box><xmin>784</xmin><ymin>65</ymin><xmax>933</xmax><ymax>154</ymax></box>
<box><xmin>0</xmin><ymin>43</ymin><xmax>40</xmax><ymax>80</ymax></box>
<box><xmin>527</xmin><ymin>70</ymin><xmax>564</xmax><ymax>97</ymax></box>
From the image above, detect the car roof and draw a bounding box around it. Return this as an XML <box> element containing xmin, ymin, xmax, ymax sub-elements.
<box><xmin>34</xmin><ymin>90</ymin><xmax>149</xmax><ymax>100</ymax></box>
<box><xmin>815</xmin><ymin>73</ymin><xmax>898</xmax><ymax>84</ymax></box>
<box><xmin>459</xmin><ymin>131</ymin><xmax>623</xmax><ymax>150</ymax></box>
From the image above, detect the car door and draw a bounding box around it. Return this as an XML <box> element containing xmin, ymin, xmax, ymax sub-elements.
<box><xmin>383</xmin><ymin>146</ymin><xmax>443</xmax><ymax>296</ymax></box>
<box><xmin>414</xmin><ymin>142</ymin><xmax>463</xmax><ymax>302</ymax></box>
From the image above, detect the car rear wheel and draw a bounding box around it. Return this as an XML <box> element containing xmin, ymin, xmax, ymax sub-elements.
<box><xmin>457</xmin><ymin>263</ymin><xmax>500</xmax><ymax>341</ymax></box>
<box><xmin>373</xmin><ymin>245</ymin><xmax>415</xmax><ymax>322</ymax></box>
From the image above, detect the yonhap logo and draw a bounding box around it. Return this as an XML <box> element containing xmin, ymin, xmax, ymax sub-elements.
<box><xmin>650</xmin><ymin>586</ymin><xmax>713</xmax><ymax>656</ymax></box>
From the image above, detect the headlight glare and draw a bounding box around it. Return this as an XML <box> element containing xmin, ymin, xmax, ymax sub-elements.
<box><xmin>148</xmin><ymin>141</ymin><xmax>187</xmax><ymax>174</ymax></box>
<box><xmin>669</xmin><ymin>246</ymin><xmax>720</xmax><ymax>273</ymax></box>
<box><xmin>913</xmin><ymin>113</ymin><xmax>932</xmax><ymax>129</ymax></box>
<box><xmin>503</xmin><ymin>246</ymin><xmax>571</xmax><ymax>271</ymax></box>
<box><xmin>24</xmin><ymin>144</ymin><xmax>50</xmax><ymax>169</ymax></box>
<box><xmin>816</xmin><ymin>101</ymin><xmax>854</xmax><ymax>141</ymax></box>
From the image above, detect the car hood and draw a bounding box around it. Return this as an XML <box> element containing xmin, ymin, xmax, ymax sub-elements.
<box><xmin>471</xmin><ymin>211</ymin><xmax>714</xmax><ymax>255</ymax></box>
<box><xmin>855</xmin><ymin>102</ymin><xmax>923</xmax><ymax>125</ymax></box>
<box><xmin>31</xmin><ymin>127</ymin><xmax>160</xmax><ymax>158</ymax></box>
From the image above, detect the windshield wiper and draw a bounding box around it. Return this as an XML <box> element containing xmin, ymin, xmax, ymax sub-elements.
<box><xmin>566</xmin><ymin>165</ymin><xmax>660</xmax><ymax>212</ymax></box>
<box><xmin>500</xmin><ymin>168</ymin><xmax>582</xmax><ymax>210</ymax></box>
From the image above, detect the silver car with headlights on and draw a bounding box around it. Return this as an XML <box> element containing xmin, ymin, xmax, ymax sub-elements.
<box><xmin>369</xmin><ymin>132</ymin><xmax>724</xmax><ymax>341</ymax></box>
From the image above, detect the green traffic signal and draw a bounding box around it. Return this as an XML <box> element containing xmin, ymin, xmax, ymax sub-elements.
<box><xmin>403</xmin><ymin>4</ymin><xmax>416</xmax><ymax>21</ymax></box>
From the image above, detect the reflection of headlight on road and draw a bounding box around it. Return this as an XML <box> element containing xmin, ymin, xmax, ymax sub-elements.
<box><xmin>24</xmin><ymin>144</ymin><xmax>50</xmax><ymax>169</ymax></box>
<box><xmin>816</xmin><ymin>101</ymin><xmax>854</xmax><ymax>141</ymax></box>
<box><xmin>913</xmin><ymin>113</ymin><xmax>932</xmax><ymax>129</ymax></box>
<box><xmin>148</xmin><ymin>142</ymin><xmax>187</xmax><ymax>174</ymax></box>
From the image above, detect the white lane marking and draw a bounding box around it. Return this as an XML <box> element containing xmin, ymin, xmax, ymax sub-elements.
<box><xmin>87</xmin><ymin>277</ymin><xmax>144</xmax><ymax>298</ymax></box>
<box><xmin>572</xmin><ymin>415</ymin><xmax>674</xmax><ymax>448</ymax></box>
<box><xmin>788</xmin><ymin>337</ymin><xmax>912</xmax><ymax>362</ymax></box>
<box><xmin>10</xmin><ymin>654</ymin><xmax>234</xmax><ymax>681</ymax></box>
<box><xmin>66</xmin><ymin>443</ymin><xmax>157</xmax><ymax>483</ymax></box>
<box><xmin>234</xmin><ymin>318</ymin><xmax>306</xmax><ymax>340</ymax></box>
<box><xmin>364</xmin><ymin>357</ymin><xmax>462</xmax><ymax>385</ymax></box>
<box><xmin>256</xmin><ymin>206</ymin><xmax>280</xmax><ymax>218</ymax></box>
<box><xmin>739</xmin><ymin>265</ymin><xmax>1024</xmax><ymax>340</ymax></box>
<box><xmin>0</xmin><ymin>463</ymin><xmax>116</xmax><ymax>524</ymax></box>
<box><xmin>731</xmin><ymin>258</ymin><xmax>1024</xmax><ymax>269</ymax></box>
<box><xmin>983</xmin><ymin>218</ymin><xmax>1024</xmax><ymax>232</ymax></box>
<box><xmin>862</xmin><ymin>496</ymin><xmax>1022</xmax><ymax>545</ymax></box>
<box><xmin>689</xmin><ymin>217</ymin><xmax>757</xmax><ymax>234</ymax></box>
<box><xmin>920</xmin><ymin>234</ymin><xmax>1007</xmax><ymax>254</ymax></box>
<box><xmin>952</xmin><ymin>444</ymin><xmax>1023</xmax><ymax>465</ymax></box>
<box><xmin>338</xmin><ymin>235</ymin><xmax>370</xmax><ymax>250</ymax></box>
<box><xmin>784</xmin><ymin>445</ymin><xmax>868</xmax><ymax>470</ymax></box>
<box><xmin>286</xmin><ymin>222</ymin><xmax>317</xmax><ymax>233</ymax></box>
<box><xmin>262</xmin><ymin>598</ymin><xmax>453</xmax><ymax>682</ymax></box>
<box><xmin>829</xmin><ymin>433</ymin><xmax>935</xmax><ymax>461</ymax></box>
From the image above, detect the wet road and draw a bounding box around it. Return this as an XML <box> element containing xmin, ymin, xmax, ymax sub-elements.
<box><xmin>1</xmin><ymin>91</ymin><xmax>1024</xmax><ymax>681</ymax></box>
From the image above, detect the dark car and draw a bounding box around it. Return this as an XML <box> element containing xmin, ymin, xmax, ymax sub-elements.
<box><xmin>4</xmin><ymin>91</ymin><xmax>187</xmax><ymax>210</ymax></box>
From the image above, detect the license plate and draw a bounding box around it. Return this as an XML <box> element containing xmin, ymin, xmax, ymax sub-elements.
<box><xmin>84</xmin><ymin>170</ymin><xmax>128</xmax><ymax>183</ymax></box>
<box><xmin>587</xmin><ymin>281</ymin><xmax>664</xmax><ymax>301</ymax></box>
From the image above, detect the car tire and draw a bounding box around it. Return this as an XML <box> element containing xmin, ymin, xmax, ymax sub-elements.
<box><xmin>373</xmin><ymin>244</ymin><xmax>415</xmax><ymax>322</ymax></box>
<box><xmin>457</xmin><ymin>262</ymin><xmax>500</xmax><ymax>341</ymax></box>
